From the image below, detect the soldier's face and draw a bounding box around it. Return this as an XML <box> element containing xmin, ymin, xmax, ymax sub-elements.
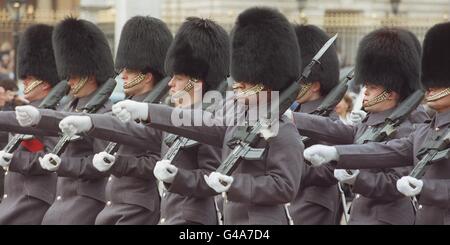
<box><xmin>363</xmin><ymin>84</ymin><xmax>398</xmax><ymax>112</ymax></box>
<box><xmin>426</xmin><ymin>87</ymin><xmax>450</xmax><ymax>112</ymax></box>
<box><xmin>120</xmin><ymin>69</ymin><xmax>150</xmax><ymax>96</ymax></box>
<box><xmin>0</xmin><ymin>86</ymin><xmax>6</xmax><ymax>107</ymax></box>
<box><xmin>23</xmin><ymin>76</ymin><xmax>46</xmax><ymax>101</ymax></box>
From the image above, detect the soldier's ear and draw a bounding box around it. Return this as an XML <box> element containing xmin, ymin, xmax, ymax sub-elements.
<box><xmin>311</xmin><ymin>81</ymin><xmax>321</xmax><ymax>93</ymax></box>
<box><xmin>388</xmin><ymin>90</ymin><xmax>400</xmax><ymax>101</ymax></box>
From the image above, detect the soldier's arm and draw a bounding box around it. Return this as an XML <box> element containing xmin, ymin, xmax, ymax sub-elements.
<box><xmin>56</xmin><ymin>137</ymin><xmax>111</xmax><ymax>179</ymax></box>
<box><xmin>333</xmin><ymin>133</ymin><xmax>414</xmax><ymax>170</ymax></box>
<box><xmin>0</xmin><ymin>111</ymin><xmax>58</xmax><ymax>136</ymax></box>
<box><xmin>89</xmin><ymin>113</ymin><xmax>162</xmax><ymax>153</ymax></box>
<box><xmin>167</xmin><ymin>144</ymin><xmax>221</xmax><ymax>198</ymax></box>
<box><xmin>147</xmin><ymin>103</ymin><xmax>226</xmax><ymax>148</ymax></box>
<box><xmin>352</xmin><ymin>168</ymin><xmax>408</xmax><ymax>201</ymax></box>
<box><xmin>419</xmin><ymin>179</ymin><xmax>450</xmax><ymax>208</ymax></box>
<box><xmin>300</xmin><ymin>165</ymin><xmax>338</xmax><ymax>188</ymax></box>
<box><xmin>8</xmin><ymin>136</ymin><xmax>59</xmax><ymax>175</ymax></box>
<box><xmin>292</xmin><ymin>112</ymin><xmax>356</xmax><ymax>144</ymax></box>
<box><xmin>227</xmin><ymin>123</ymin><xmax>304</xmax><ymax>205</ymax></box>
<box><xmin>111</xmin><ymin>150</ymin><xmax>161</xmax><ymax>180</ymax></box>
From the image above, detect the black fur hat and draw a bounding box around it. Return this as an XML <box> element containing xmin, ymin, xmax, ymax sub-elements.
<box><xmin>17</xmin><ymin>24</ymin><xmax>59</xmax><ymax>86</ymax></box>
<box><xmin>164</xmin><ymin>17</ymin><xmax>229</xmax><ymax>91</ymax></box>
<box><xmin>422</xmin><ymin>22</ymin><xmax>450</xmax><ymax>89</ymax></box>
<box><xmin>294</xmin><ymin>24</ymin><xmax>339</xmax><ymax>95</ymax></box>
<box><xmin>230</xmin><ymin>7</ymin><xmax>301</xmax><ymax>91</ymax></box>
<box><xmin>355</xmin><ymin>27</ymin><xmax>421</xmax><ymax>100</ymax></box>
<box><xmin>115</xmin><ymin>16</ymin><xmax>173</xmax><ymax>82</ymax></box>
<box><xmin>52</xmin><ymin>17</ymin><xmax>115</xmax><ymax>84</ymax></box>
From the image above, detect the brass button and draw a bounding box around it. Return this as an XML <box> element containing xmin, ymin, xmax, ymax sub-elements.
<box><xmin>108</xmin><ymin>176</ymin><xmax>112</xmax><ymax>182</ymax></box>
<box><xmin>435</xmin><ymin>127</ymin><xmax>440</xmax><ymax>131</ymax></box>
<box><xmin>56</xmin><ymin>196</ymin><xmax>61</xmax><ymax>201</ymax></box>
<box><xmin>4</xmin><ymin>171</ymin><xmax>7</xmax><ymax>176</ymax></box>
<box><xmin>355</xmin><ymin>194</ymin><xmax>360</xmax><ymax>199</ymax></box>
<box><xmin>3</xmin><ymin>194</ymin><xmax>7</xmax><ymax>199</ymax></box>
<box><xmin>160</xmin><ymin>218</ymin><xmax>166</xmax><ymax>224</ymax></box>
<box><xmin>106</xmin><ymin>201</ymin><xmax>112</xmax><ymax>206</ymax></box>
<box><xmin>418</xmin><ymin>205</ymin><xmax>423</xmax><ymax>210</ymax></box>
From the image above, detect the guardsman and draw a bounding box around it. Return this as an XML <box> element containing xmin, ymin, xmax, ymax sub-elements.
<box><xmin>0</xmin><ymin>24</ymin><xmax>59</xmax><ymax>224</ymax></box>
<box><xmin>303</xmin><ymin>24</ymin><xmax>450</xmax><ymax>225</ymax></box>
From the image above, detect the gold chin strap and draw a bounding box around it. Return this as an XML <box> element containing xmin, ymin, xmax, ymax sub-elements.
<box><xmin>172</xmin><ymin>78</ymin><xmax>198</xmax><ymax>99</ymax></box>
<box><xmin>71</xmin><ymin>76</ymin><xmax>89</xmax><ymax>95</ymax></box>
<box><xmin>426</xmin><ymin>87</ymin><xmax>450</xmax><ymax>102</ymax></box>
<box><xmin>23</xmin><ymin>80</ymin><xmax>44</xmax><ymax>95</ymax></box>
<box><xmin>123</xmin><ymin>73</ymin><xmax>146</xmax><ymax>89</ymax></box>
<box><xmin>363</xmin><ymin>90</ymin><xmax>390</xmax><ymax>108</ymax></box>
<box><xmin>234</xmin><ymin>83</ymin><xmax>265</xmax><ymax>100</ymax></box>
<box><xmin>296</xmin><ymin>83</ymin><xmax>313</xmax><ymax>100</ymax></box>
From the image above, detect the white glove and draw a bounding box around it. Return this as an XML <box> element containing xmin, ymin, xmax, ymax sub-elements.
<box><xmin>283</xmin><ymin>109</ymin><xmax>294</xmax><ymax>122</ymax></box>
<box><xmin>153</xmin><ymin>160</ymin><xmax>178</xmax><ymax>184</ymax></box>
<box><xmin>396</xmin><ymin>176</ymin><xmax>423</xmax><ymax>197</ymax></box>
<box><xmin>203</xmin><ymin>172</ymin><xmax>234</xmax><ymax>193</ymax></box>
<box><xmin>0</xmin><ymin>151</ymin><xmax>12</xmax><ymax>168</ymax></box>
<box><xmin>303</xmin><ymin>144</ymin><xmax>339</xmax><ymax>167</ymax></box>
<box><xmin>112</xmin><ymin>100</ymin><xmax>148</xmax><ymax>123</ymax></box>
<box><xmin>15</xmin><ymin>105</ymin><xmax>41</xmax><ymax>127</ymax></box>
<box><xmin>92</xmin><ymin>152</ymin><xmax>115</xmax><ymax>172</ymax></box>
<box><xmin>39</xmin><ymin>153</ymin><xmax>61</xmax><ymax>171</ymax></box>
<box><xmin>334</xmin><ymin>169</ymin><xmax>360</xmax><ymax>185</ymax></box>
<box><xmin>59</xmin><ymin>116</ymin><xmax>93</xmax><ymax>137</ymax></box>
<box><xmin>349</xmin><ymin>110</ymin><xmax>367</xmax><ymax>125</ymax></box>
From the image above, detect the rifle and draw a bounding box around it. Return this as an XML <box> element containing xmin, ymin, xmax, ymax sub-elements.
<box><xmin>216</xmin><ymin>34</ymin><xmax>338</xmax><ymax>175</ymax></box>
<box><xmin>355</xmin><ymin>89</ymin><xmax>425</xmax><ymax>144</ymax></box>
<box><xmin>409</xmin><ymin>129</ymin><xmax>450</xmax><ymax>179</ymax></box>
<box><xmin>162</xmin><ymin>79</ymin><xmax>229</xmax><ymax>163</ymax></box>
<box><xmin>48</xmin><ymin>78</ymin><xmax>117</xmax><ymax>165</ymax></box>
<box><xmin>2</xmin><ymin>80</ymin><xmax>69</xmax><ymax>161</ymax></box>
<box><xmin>300</xmin><ymin>68</ymin><xmax>355</xmax><ymax>143</ymax></box>
<box><xmin>102</xmin><ymin>77</ymin><xmax>171</xmax><ymax>162</ymax></box>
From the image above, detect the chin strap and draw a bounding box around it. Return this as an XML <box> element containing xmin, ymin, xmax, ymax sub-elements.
<box><xmin>363</xmin><ymin>90</ymin><xmax>390</xmax><ymax>108</ymax></box>
<box><xmin>171</xmin><ymin>78</ymin><xmax>198</xmax><ymax>100</ymax></box>
<box><xmin>23</xmin><ymin>80</ymin><xmax>44</xmax><ymax>95</ymax></box>
<box><xmin>71</xmin><ymin>76</ymin><xmax>89</xmax><ymax>95</ymax></box>
<box><xmin>426</xmin><ymin>87</ymin><xmax>450</xmax><ymax>102</ymax></box>
<box><xmin>233</xmin><ymin>83</ymin><xmax>265</xmax><ymax>100</ymax></box>
<box><xmin>123</xmin><ymin>73</ymin><xmax>146</xmax><ymax>89</ymax></box>
<box><xmin>295</xmin><ymin>82</ymin><xmax>313</xmax><ymax>100</ymax></box>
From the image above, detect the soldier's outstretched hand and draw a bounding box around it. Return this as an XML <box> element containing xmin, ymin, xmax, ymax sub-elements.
<box><xmin>396</xmin><ymin>176</ymin><xmax>423</xmax><ymax>197</ymax></box>
<box><xmin>204</xmin><ymin>172</ymin><xmax>234</xmax><ymax>193</ymax></box>
<box><xmin>15</xmin><ymin>105</ymin><xmax>41</xmax><ymax>127</ymax></box>
<box><xmin>93</xmin><ymin>152</ymin><xmax>115</xmax><ymax>172</ymax></box>
<box><xmin>59</xmin><ymin>116</ymin><xmax>93</xmax><ymax>136</ymax></box>
<box><xmin>0</xmin><ymin>150</ymin><xmax>12</xmax><ymax>168</ymax></box>
<box><xmin>112</xmin><ymin>100</ymin><xmax>148</xmax><ymax>123</ymax></box>
<box><xmin>303</xmin><ymin>144</ymin><xmax>339</xmax><ymax>167</ymax></box>
<box><xmin>153</xmin><ymin>160</ymin><xmax>178</xmax><ymax>183</ymax></box>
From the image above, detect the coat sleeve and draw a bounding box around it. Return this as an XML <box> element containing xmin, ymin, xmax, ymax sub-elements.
<box><xmin>89</xmin><ymin>113</ymin><xmax>162</xmax><ymax>153</ymax></box>
<box><xmin>292</xmin><ymin>112</ymin><xmax>356</xmax><ymax>145</ymax></box>
<box><xmin>111</xmin><ymin>150</ymin><xmax>161</xmax><ymax>180</ymax></box>
<box><xmin>419</xmin><ymin>179</ymin><xmax>450</xmax><ymax>209</ymax></box>
<box><xmin>56</xmin><ymin>136</ymin><xmax>110</xmax><ymax>179</ymax></box>
<box><xmin>147</xmin><ymin>103</ymin><xmax>226</xmax><ymax>148</ymax></box>
<box><xmin>0</xmin><ymin>111</ymin><xmax>59</xmax><ymax>136</ymax></box>
<box><xmin>300</xmin><ymin>164</ymin><xmax>338</xmax><ymax>188</ymax></box>
<box><xmin>334</xmin><ymin>134</ymin><xmax>414</xmax><ymax>170</ymax></box>
<box><xmin>167</xmin><ymin>144</ymin><xmax>222</xmax><ymax>198</ymax></box>
<box><xmin>352</xmin><ymin>168</ymin><xmax>407</xmax><ymax>201</ymax></box>
<box><xmin>227</xmin><ymin>122</ymin><xmax>304</xmax><ymax>205</ymax></box>
<box><xmin>7</xmin><ymin>136</ymin><xmax>59</xmax><ymax>175</ymax></box>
